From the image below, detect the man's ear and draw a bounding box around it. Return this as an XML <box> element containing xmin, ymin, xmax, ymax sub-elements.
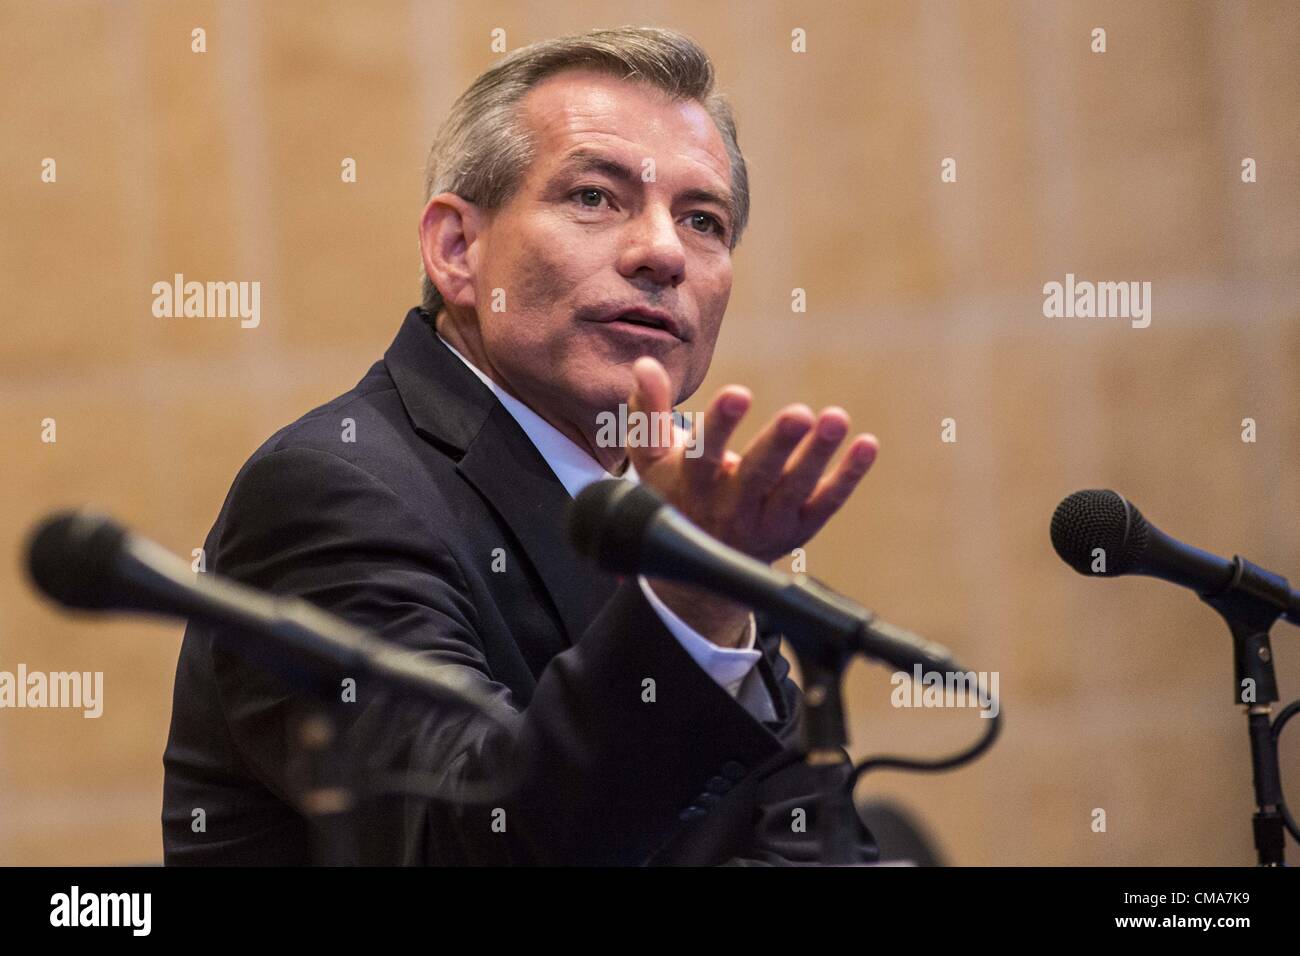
<box><xmin>419</xmin><ymin>192</ymin><xmax>484</xmax><ymax>311</ymax></box>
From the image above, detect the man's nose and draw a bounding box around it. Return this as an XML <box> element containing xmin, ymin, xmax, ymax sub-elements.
<box><xmin>618</xmin><ymin>207</ymin><xmax>687</xmax><ymax>288</ymax></box>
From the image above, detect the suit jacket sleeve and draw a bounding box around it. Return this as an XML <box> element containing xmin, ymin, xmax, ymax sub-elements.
<box><xmin>206</xmin><ymin>444</ymin><xmax>874</xmax><ymax>865</ymax></box>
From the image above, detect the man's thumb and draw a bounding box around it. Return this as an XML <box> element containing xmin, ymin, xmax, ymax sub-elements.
<box><xmin>628</xmin><ymin>357</ymin><xmax>673</xmax><ymax>463</ymax></box>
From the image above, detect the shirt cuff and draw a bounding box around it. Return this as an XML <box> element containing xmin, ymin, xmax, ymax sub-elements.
<box><xmin>637</xmin><ymin>575</ymin><xmax>761</xmax><ymax>698</ymax></box>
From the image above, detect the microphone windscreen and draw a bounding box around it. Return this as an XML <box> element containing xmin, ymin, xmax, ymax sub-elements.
<box><xmin>26</xmin><ymin>510</ymin><xmax>127</xmax><ymax>609</ymax></box>
<box><xmin>567</xmin><ymin>479</ymin><xmax>664</xmax><ymax>574</ymax></box>
<box><xmin>1050</xmin><ymin>489</ymin><xmax>1147</xmax><ymax>576</ymax></box>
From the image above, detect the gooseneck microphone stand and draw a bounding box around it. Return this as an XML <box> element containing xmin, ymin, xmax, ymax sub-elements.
<box><xmin>780</xmin><ymin>608</ymin><xmax>1003</xmax><ymax>866</ymax></box>
<box><xmin>1201</xmin><ymin>556</ymin><xmax>1300</xmax><ymax>866</ymax></box>
<box><xmin>796</xmin><ymin>651</ymin><xmax>860</xmax><ymax>866</ymax></box>
<box><xmin>1049</xmin><ymin>488</ymin><xmax>1300</xmax><ymax>865</ymax></box>
<box><xmin>287</xmin><ymin>700</ymin><xmax>359</xmax><ymax>866</ymax></box>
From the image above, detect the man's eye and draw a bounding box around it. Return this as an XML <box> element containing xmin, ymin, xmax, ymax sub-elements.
<box><xmin>687</xmin><ymin>212</ymin><xmax>726</xmax><ymax>238</ymax></box>
<box><xmin>573</xmin><ymin>188</ymin><xmax>608</xmax><ymax>208</ymax></box>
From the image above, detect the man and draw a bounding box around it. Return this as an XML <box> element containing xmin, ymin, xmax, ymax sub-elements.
<box><xmin>163</xmin><ymin>26</ymin><xmax>881</xmax><ymax>865</ymax></box>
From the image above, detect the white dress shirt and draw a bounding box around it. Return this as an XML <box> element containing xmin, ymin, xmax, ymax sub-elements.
<box><xmin>436</xmin><ymin>334</ymin><xmax>776</xmax><ymax>720</ymax></box>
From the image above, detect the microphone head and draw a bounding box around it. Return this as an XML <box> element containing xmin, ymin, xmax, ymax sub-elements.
<box><xmin>567</xmin><ymin>479</ymin><xmax>666</xmax><ymax>575</ymax></box>
<box><xmin>26</xmin><ymin>510</ymin><xmax>128</xmax><ymax>609</ymax></box>
<box><xmin>1050</xmin><ymin>489</ymin><xmax>1150</xmax><ymax>577</ymax></box>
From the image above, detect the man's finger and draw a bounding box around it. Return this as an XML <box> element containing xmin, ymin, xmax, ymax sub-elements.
<box><xmin>694</xmin><ymin>386</ymin><xmax>751</xmax><ymax>467</ymax></box>
<box><xmin>797</xmin><ymin>434</ymin><xmax>879</xmax><ymax>534</ymax></box>
<box><xmin>630</xmin><ymin>356</ymin><xmax>673</xmax><ymax>414</ymax></box>
<box><xmin>764</xmin><ymin>407</ymin><xmax>850</xmax><ymax>513</ymax></box>
<box><xmin>732</xmin><ymin>404</ymin><xmax>816</xmax><ymax>498</ymax></box>
<box><xmin>627</xmin><ymin>357</ymin><xmax>675</xmax><ymax>467</ymax></box>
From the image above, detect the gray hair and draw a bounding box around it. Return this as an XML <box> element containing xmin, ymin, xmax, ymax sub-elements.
<box><xmin>420</xmin><ymin>25</ymin><xmax>750</xmax><ymax>317</ymax></box>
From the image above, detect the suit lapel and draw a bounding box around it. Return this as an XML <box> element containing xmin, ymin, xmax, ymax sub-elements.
<box><xmin>457</xmin><ymin>406</ymin><xmax>621</xmax><ymax>643</ymax></box>
<box><xmin>385</xmin><ymin>308</ymin><xmax>619</xmax><ymax>645</ymax></box>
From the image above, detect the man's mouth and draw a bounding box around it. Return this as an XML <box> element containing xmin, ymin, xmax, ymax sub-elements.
<box><xmin>586</xmin><ymin>307</ymin><xmax>686</xmax><ymax>341</ymax></box>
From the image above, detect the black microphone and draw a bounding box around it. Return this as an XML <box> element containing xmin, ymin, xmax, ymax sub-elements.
<box><xmin>568</xmin><ymin>480</ymin><xmax>957</xmax><ymax>672</ymax></box>
<box><xmin>1050</xmin><ymin>489</ymin><xmax>1300</xmax><ymax>625</ymax></box>
<box><xmin>25</xmin><ymin>510</ymin><xmax>506</xmax><ymax>716</ymax></box>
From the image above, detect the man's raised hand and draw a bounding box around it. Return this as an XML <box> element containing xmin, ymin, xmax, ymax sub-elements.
<box><xmin>625</xmin><ymin>356</ymin><xmax>879</xmax><ymax>566</ymax></box>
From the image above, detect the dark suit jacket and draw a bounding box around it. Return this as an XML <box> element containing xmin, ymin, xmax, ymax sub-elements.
<box><xmin>162</xmin><ymin>307</ymin><xmax>878</xmax><ymax>865</ymax></box>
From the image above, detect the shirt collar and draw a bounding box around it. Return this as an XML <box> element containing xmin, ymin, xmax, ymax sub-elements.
<box><xmin>436</xmin><ymin>334</ymin><xmax>637</xmax><ymax>498</ymax></box>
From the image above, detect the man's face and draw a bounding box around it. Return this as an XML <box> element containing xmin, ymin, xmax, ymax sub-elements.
<box><xmin>467</xmin><ymin>69</ymin><xmax>736</xmax><ymax>435</ymax></box>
